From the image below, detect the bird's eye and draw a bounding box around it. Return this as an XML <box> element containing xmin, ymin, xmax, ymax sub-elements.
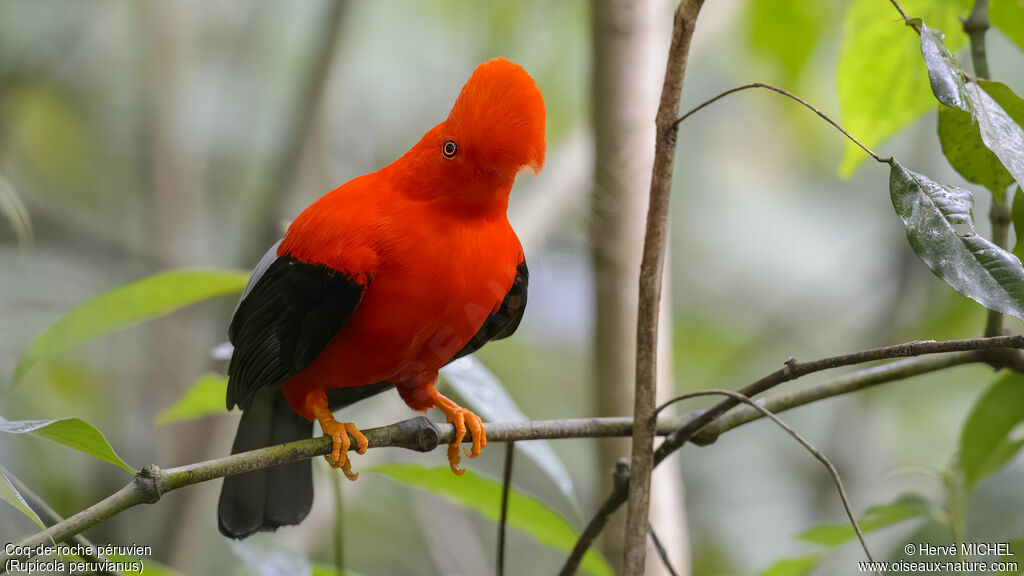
<box><xmin>441</xmin><ymin>139</ymin><xmax>458</xmax><ymax>159</ymax></box>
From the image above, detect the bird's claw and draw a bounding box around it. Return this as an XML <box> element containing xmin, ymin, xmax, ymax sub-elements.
<box><xmin>443</xmin><ymin>405</ymin><xmax>486</xmax><ymax>475</ymax></box>
<box><xmin>321</xmin><ymin>420</ymin><xmax>367</xmax><ymax>481</ymax></box>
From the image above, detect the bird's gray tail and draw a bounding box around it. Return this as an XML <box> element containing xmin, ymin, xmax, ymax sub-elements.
<box><xmin>217</xmin><ymin>383</ymin><xmax>393</xmax><ymax>539</ymax></box>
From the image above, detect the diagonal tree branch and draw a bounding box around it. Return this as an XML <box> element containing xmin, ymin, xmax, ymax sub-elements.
<box><xmin>559</xmin><ymin>333</ymin><xmax>1024</xmax><ymax>574</ymax></box>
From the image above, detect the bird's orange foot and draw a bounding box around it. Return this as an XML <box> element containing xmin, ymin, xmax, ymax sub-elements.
<box><xmin>428</xmin><ymin>387</ymin><xmax>487</xmax><ymax>475</ymax></box>
<box><xmin>309</xmin><ymin>392</ymin><xmax>368</xmax><ymax>481</ymax></box>
<box><xmin>321</xmin><ymin>420</ymin><xmax>368</xmax><ymax>481</ymax></box>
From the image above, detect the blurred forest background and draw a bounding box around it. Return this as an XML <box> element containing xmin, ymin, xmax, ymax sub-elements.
<box><xmin>2</xmin><ymin>1</ymin><xmax>1024</xmax><ymax>575</ymax></box>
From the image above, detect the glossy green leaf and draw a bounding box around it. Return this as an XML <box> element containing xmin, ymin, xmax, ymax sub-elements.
<box><xmin>921</xmin><ymin>23</ymin><xmax>972</xmax><ymax>111</ymax></box>
<box><xmin>890</xmin><ymin>161</ymin><xmax>1024</xmax><ymax>320</ymax></box>
<box><xmin>747</xmin><ymin>0</ymin><xmax>826</xmax><ymax>81</ymax></box>
<box><xmin>758</xmin><ymin>554</ymin><xmax>822</xmax><ymax>576</ymax></box>
<box><xmin>837</xmin><ymin>0</ymin><xmax>966</xmax><ymax>176</ymax></box>
<box><xmin>373</xmin><ymin>464</ymin><xmax>612</xmax><ymax>576</ymax></box>
<box><xmin>938</xmin><ymin>105</ymin><xmax>1016</xmax><ymax>196</ymax></box>
<box><xmin>920</xmin><ymin>23</ymin><xmax>1024</xmax><ymax>193</ymax></box>
<box><xmin>0</xmin><ymin>469</ymin><xmax>49</xmax><ymax>536</ymax></box>
<box><xmin>799</xmin><ymin>493</ymin><xmax>929</xmax><ymax>546</ymax></box>
<box><xmin>0</xmin><ymin>416</ymin><xmax>134</xmax><ymax>473</ymax></box>
<box><xmin>13</xmin><ymin>269</ymin><xmax>249</xmax><ymax>385</ymax></box>
<box><xmin>970</xmin><ymin>82</ymin><xmax>1024</xmax><ymax>188</ymax></box>
<box><xmin>155</xmin><ymin>373</ymin><xmax>229</xmax><ymax>427</ymax></box>
<box><xmin>960</xmin><ymin>372</ymin><xmax>1024</xmax><ymax>488</ymax></box>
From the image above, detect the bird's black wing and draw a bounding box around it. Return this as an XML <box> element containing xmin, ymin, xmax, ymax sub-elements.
<box><xmin>226</xmin><ymin>244</ymin><xmax>368</xmax><ymax>410</ymax></box>
<box><xmin>448</xmin><ymin>259</ymin><xmax>528</xmax><ymax>363</ymax></box>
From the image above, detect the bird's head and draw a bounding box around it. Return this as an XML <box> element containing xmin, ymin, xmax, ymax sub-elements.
<box><xmin>398</xmin><ymin>58</ymin><xmax>546</xmax><ymax>207</ymax></box>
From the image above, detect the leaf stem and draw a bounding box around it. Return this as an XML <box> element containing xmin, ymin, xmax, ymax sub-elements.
<box><xmin>674</xmin><ymin>83</ymin><xmax>894</xmax><ymax>165</ymax></box>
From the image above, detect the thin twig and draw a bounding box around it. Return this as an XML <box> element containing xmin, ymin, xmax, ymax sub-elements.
<box><xmin>657</xmin><ymin>390</ymin><xmax>881</xmax><ymax>575</ymax></box>
<box><xmin>888</xmin><ymin>0</ymin><xmax>920</xmax><ymax>32</ymax></box>
<box><xmin>560</xmin><ymin>334</ymin><xmax>1024</xmax><ymax>574</ymax></box>
<box><xmin>623</xmin><ymin>1</ymin><xmax>705</xmax><ymax>573</ymax></box>
<box><xmin>497</xmin><ymin>442</ymin><xmax>515</xmax><ymax>576</ymax></box>
<box><xmin>674</xmin><ymin>83</ymin><xmax>893</xmax><ymax>165</ymax></box>
<box><xmin>647</xmin><ymin>523</ymin><xmax>679</xmax><ymax>576</ymax></box>
<box><xmin>690</xmin><ymin>352</ymin><xmax>979</xmax><ymax>445</ymax></box>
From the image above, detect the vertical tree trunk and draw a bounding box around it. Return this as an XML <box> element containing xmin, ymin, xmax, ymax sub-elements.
<box><xmin>590</xmin><ymin>2</ymin><xmax>688</xmax><ymax>573</ymax></box>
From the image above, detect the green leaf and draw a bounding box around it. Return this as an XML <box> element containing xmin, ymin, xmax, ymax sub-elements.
<box><xmin>13</xmin><ymin>268</ymin><xmax>249</xmax><ymax>385</ymax></box>
<box><xmin>889</xmin><ymin>161</ymin><xmax>1024</xmax><ymax>320</ymax></box>
<box><xmin>968</xmin><ymin>81</ymin><xmax>1024</xmax><ymax>188</ymax></box>
<box><xmin>798</xmin><ymin>493</ymin><xmax>930</xmax><ymax>546</ymax></box>
<box><xmin>155</xmin><ymin>373</ymin><xmax>229</xmax><ymax>427</ymax></box>
<box><xmin>0</xmin><ymin>416</ymin><xmax>134</xmax><ymax>473</ymax></box>
<box><xmin>938</xmin><ymin>105</ymin><xmax>1016</xmax><ymax>196</ymax></box>
<box><xmin>747</xmin><ymin>0</ymin><xmax>827</xmax><ymax>81</ymax></box>
<box><xmin>837</xmin><ymin>0</ymin><xmax>966</xmax><ymax>176</ymax></box>
<box><xmin>959</xmin><ymin>372</ymin><xmax>1024</xmax><ymax>488</ymax></box>
<box><xmin>0</xmin><ymin>469</ymin><xmax>50</xmax><ymax>537</ymax></box>
<box><xmin>922</xmin><ymin>24</ymin><xmax>1024</xmax><ymax>196</ymax></box>
<box><xmin>373</xmin><ymin>464</ymin><xmax>612</xmax><ymax>576</ymax></box>
<box><xmin>758</xmin><ymin>554</ymin><xmax>822</xmax><ymax>576</ymax></box>
<box><xmin>920</xmin><ymin>24</ymin><xmax>972</xmax><ymax>111</ymax></box>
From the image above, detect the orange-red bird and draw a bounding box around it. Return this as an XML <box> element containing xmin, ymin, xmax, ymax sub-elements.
<box><xmin>218</xmin><ymin>58</ymin><xmax>545</xmax><ymax>538</ymax></box>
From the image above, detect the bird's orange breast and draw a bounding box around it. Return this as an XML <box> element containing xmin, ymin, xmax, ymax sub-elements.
<box><xmin>279</xmin><ymin>178</ymin><xmax>522</xmax><ymax>418</ymax></box>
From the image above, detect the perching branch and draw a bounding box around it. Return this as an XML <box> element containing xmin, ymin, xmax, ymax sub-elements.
<box><xmin>559</xmin><ymin>333</ymin><xmax>1024</xmax><ymax>574</ymax></box>
<box><xmin>624</xmin><ymin>1</ymin><xmax>705</xmax><ymax>574</ymax></box>
<box><xmin>675</xmin><ymin>83</ymin><xmax>893</xmax><ymax>165</ymax></box>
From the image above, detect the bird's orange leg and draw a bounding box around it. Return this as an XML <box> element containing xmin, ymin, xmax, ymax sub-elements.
<box><xmin>425</xmin><ymin>384</ymin><xmax>487</xmax><ymax>475</ymax></box>
<box><xmin>306</xmin><ymin>390</ymin><xmax>368</xmax><ymax>481</ymax></box>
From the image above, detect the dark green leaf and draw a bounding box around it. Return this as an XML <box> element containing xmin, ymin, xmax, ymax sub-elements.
<box><xmin>13</xmin><ymin>269</ymin><xmax>249</xmax><ymax>385</ymax></box>
<box><xmin>0</xmin><ymin>469</ymin><xmax>50</xmax><ymax>537</ymax></box>
<box><xmin>757</xmin><ymin>554</ymin><xmax>822</xmax><ymax>576</ymax></box>
<box><xmin>959</xmin><ymin>372</ymin><xmax>1024</xmax><ymax>488</ymax></box>
<box><xmin>155</xmin><ymin>373</ymin><xmax>229</xmax><ymax>427</ymax></box>
<box><xmin>920</xmin><ymin>24</ymin><xmax>972</xmax><ymax>111</ymax></box>
<box><xmin>799</xmin><ymin>493</ymin><xmax>930</xmax><ymax>546</ymax></box>
<box><xmin>373</xmin><ymin>464</ymin><xmax>612</xmax><ymax>576</ymax></box>
<box><xmin>747</xmin><ymin>0</ymin><xmax>827</xmax><ymax>81</ymax></box>
<box><xmin>970</xmin><ymin>81</ymin><xmax>1024</xmax><ymax>187</ymax></box>
<box><xmin>0</xmin><ymin>416</ymin><xmax>134</xmax><ymax>473</ymax></box>
<box><xmin>938</xmin><ymin>105</ymin><xmax>1016</xmax><ymax>196</ymax></box>
<box><xmin>837</xmin><ymin>0</ymin><xmax>966</xmax><ymax>176</ymax></box>
<box><xmin>889</xmin><ymin>161</ymin><xmax>1024</xmax><ymax>320</ymax></box>
<box><xmin>919</xmin><ymin>23</ymin><xmax>1024</xmax><ymax>191</ymax></box>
